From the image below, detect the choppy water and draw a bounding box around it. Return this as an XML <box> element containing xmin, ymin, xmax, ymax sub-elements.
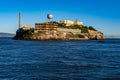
<box><xmin>0</xmin><ymin>37</ymin><xmax>120</xmax><ymax>80</ymax></box>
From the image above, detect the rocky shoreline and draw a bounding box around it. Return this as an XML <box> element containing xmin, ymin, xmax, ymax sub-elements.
<box><xmin>13</xmin><ymin>28</ymin><xmax>105</xmax><ymax>40</ymax></box>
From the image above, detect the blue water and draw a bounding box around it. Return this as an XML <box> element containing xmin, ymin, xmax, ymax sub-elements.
<box><xmin>0</xmin><ymin>38</ymin><xmax>120</xmax><ymax>80</ymax></box>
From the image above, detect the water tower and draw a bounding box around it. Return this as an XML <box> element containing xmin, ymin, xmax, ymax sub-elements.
<box><xmin>47</xmin><ymin>14</ymin><xmax>53</xmax><ymax>23</ymax></box>
<box><xmin>47</xmin><ymin>14</ymin><xmax>57</xmax><ymax>31</ymax></box>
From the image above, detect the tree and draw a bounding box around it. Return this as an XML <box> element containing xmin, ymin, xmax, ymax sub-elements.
<box><xmin>88</xmin><ymin>26</ymin><xmax>97</xmax><ymax>31</ymax></box>
<box><xmin>81</xmin><ymin>26</ymin><xmax>89</xmax><ymax>33</ymax></box>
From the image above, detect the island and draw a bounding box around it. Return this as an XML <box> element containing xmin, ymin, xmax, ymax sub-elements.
<box><xmin>13</xmin><ymin>14</ymin><xmax>104</xmax><ymax>40</ymax></box>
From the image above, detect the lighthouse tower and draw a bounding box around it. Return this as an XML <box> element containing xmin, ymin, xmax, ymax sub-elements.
<box><xmin>18</xmin><ymin>12</ymin><xmax>21</xmax><ymax>28</ymax></box>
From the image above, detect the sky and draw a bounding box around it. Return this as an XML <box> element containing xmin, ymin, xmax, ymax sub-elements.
<box><xmin>0</xmin><ymin>0</ymin><xmax>120</xmax><ymax>36</ymax></box>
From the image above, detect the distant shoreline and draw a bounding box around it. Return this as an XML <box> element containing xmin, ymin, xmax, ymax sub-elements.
<box><xmin>105</xmin><ymin>36</ymin><xmax>120</xmax><ymax>39</ymax></box>
<box><xmin>0</xmin><ymin>32</ymin><xmax>15</xmax><ymax>37</ymax></box>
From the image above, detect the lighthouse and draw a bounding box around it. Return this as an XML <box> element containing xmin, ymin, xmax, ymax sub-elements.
<box><xmin>18</xmin><ymin>12</ymin><xmax>21</xmax><ymax>28</ymax></box>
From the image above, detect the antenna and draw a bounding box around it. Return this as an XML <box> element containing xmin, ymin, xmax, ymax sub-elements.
<box><xmin>18</xmin><ymin>12</ymin><xmax>21</xmax><ymax>28</ymax></box>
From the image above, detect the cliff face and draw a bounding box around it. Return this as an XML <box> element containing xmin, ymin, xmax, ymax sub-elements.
<box><xmin>88</xmin><ymin>30</ymin><xmax>104</xmax><ymax>40</ymax></box>
<box><xmin>13</xmin><ymin>30</ymin><xmax>66</xmax><ymax>40</ymax></box>
<box><xmin>13</xmin><ymin>28</ymin><xmax>104</xmax><ymax>40</ymax></box>
<box><xmin>27</xmin><ymin>31</ymin><xmax>67</xmax><ymax>40</ymax></box>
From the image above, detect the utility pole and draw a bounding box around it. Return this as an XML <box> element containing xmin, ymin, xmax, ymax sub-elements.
<box><xmin>18</xmin><ymin>12</ymin><xmax>21</xmax><ymax>28</ymax></box>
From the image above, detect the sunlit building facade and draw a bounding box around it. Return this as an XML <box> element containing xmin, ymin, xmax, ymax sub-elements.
<box><xmin>35</xmin><ymin>22</ymin><xmax>58</xmax><ymax>32</ymax></box>
<box><xmin>60</xmin><ymin>20</ymin><xmax>83</xmax><ymax>26</ymax></box>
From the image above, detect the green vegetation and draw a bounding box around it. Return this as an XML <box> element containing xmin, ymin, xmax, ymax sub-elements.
<box><xmin>88</xmin><ymin>26</ymin><xmax>97</xmax><ymax>31</ymax></box>
<box><xmin>22</xmin><ymin>30</ymin><xmax>33</xmax><ymax>37</ymax></box>
<box><xmin>53</xmin><ymin>22</ymin><xmax>97</xmax><ymax>31</ymax></box>
<box><xmin>58</xmin><ymin>24</ymin><xmax>89</xmax><ymax>33</ymax></box>
<box><xmin>56</xmin><ymin>22</ymin><xmax>98</xmax><ymax>33</ymax></box>
<box><xmin>67</xmin><ymin>33</ymin><xmax>84</xmax><ymax>38</ymax></box>
<box><xmin>58</xmin><ymin>24</ymin><xmax>82</xmax><ymax>29</ymax></box>
<box><xmin>80</xmin><ymin>26</ymin><xmax>89</xmax><ymax>33</ymax></box>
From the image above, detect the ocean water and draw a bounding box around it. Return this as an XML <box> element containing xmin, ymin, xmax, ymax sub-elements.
<box><xmin>0</xmin><ymin>37</ymin><xmax>120</xmax><ymax>80</ymax></box>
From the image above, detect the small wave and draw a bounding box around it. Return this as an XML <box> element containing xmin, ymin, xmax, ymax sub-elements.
<box><xmin>101</xmin><ymin>78</ymin><xmax>120</xmax><ymax>80</ymax></box>
<box><xmin>80</xmin><ymin>64</ymin><xmax>103</xmax><ymax>69</ymax></box>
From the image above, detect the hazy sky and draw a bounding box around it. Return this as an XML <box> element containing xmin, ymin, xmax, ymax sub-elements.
<box><xmin>0</xmin><ymin>0</ymin><xmax>120</xmax><ymax>36</ymax></box>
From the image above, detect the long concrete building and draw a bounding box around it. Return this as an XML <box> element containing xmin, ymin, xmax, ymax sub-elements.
<box><xmin>35</xmin><ymin>22</ymin><xmax>58</xmax><ymax>32</ymax></box>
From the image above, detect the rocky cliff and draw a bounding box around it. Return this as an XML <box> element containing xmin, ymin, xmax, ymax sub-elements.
<box><xmin>13</xmin><ymin>28</ymin><xmax>104</xmax><ymax>40</ymax></box>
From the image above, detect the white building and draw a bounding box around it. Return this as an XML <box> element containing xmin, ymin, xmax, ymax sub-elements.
<box><xmin>21</xmin><ymin>25</ymin><xmax>31</xmax><ymax>30</ymax></box>
<box><xmin>60</xmin><ymin>20</ymin><xmax>74</xmax><ymax>26</ymax></box>
<box><xmin>74</xmin><ymin>20</ymin><xmax>83</xmax><ymax>26</ymax></box>
<box><xmin>60</xmin><ymin>20</ymin><xmax>83</xmax><ymax>26</ymax></box>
